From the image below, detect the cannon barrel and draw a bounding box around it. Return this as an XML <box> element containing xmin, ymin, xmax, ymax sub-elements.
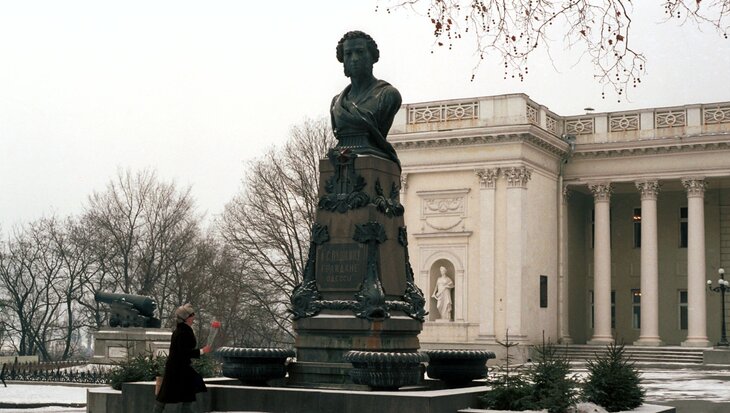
<box><xmin>94</xmin><ymin>291</ymin><xmax>157</xmax><ymax>318</ymax></box>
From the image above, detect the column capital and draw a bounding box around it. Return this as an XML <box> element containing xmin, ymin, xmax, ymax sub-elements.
<box><xmin>588</xmin><ymin>182</ymin><xmax>613</xmax><ymax>202</ymax></box>
<box><xmin>562</xmin><ymin>185</ymin><xmax>572</xmax><ymax>203</ymax></box>
<box><xmin>475</xmin><ymin>168</ymin><xmax>499</xmax><ymax>189</ymax></box>
<box><xmin>504</xmin><ymin>166</ymin><xmax>531</xmax><ymax>188</ymax></box>
<box><xmin>681</xmin><ymin>177</ymin><xmax>707</xmax><ymax>197</ymax></box>
<box><xmin>635</xmin><ymin>180</ymin><xmax>660</xmax><ymax>200</ymax></box>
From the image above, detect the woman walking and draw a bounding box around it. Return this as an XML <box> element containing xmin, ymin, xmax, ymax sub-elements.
<box><xmin>154</xmin><ymin>303</ymin><xmax>211</xmax><ymax>413</ymax></box>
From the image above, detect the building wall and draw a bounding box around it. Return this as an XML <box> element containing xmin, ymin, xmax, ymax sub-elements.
<box><xmin>391</xmin><ymin>94</ymin><xmax>730</xmax><ymax>348</ymax></box>
<box><xmin>521</xmin><ymin>170</ymin><xmax>560</xmax><ymax>342</ymax></box>
<box><xmin>402</xmin><ymin>169</ymin><xmax>480</xmax><ymax>343</ymax></box>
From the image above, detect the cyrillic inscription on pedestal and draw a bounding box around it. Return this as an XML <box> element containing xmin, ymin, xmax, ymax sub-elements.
<box><xmin>316</xmin><ymin>243</ymin><xmax>365</xmax><ymax>291</ymax></box>
<box><xmin>108</xmin><ymin>346</ymin><xmax>128</xmax><ymax>359</ymax></box>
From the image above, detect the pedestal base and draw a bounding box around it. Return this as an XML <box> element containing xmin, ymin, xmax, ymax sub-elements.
<box><xmin>681</xmin><ymin>338</ymin><xmax>711</xmax><ymax>347</ymax></box>
<box><xmin>292</xmin><ymin>314</ymin><xmax>422</xmax><ymax>386</ymax></box>
<box><xmin>558</xmin><ymin>336</ymin><xmax>574</xmax><ymax>345</ymax></box>
<box><xmin>634</xmin><ymin>337</ymin><xmax>664</xmax><ymax>346</ymax></box>
<box><xmin>92</xmin><ymin>328</ymin><xmax>171</xmax><ymax>364</ymax></box>
<box><xmin>587</xmin><ymin>335</ymin><xmax>614</xmax><ymax>345</ymax></box>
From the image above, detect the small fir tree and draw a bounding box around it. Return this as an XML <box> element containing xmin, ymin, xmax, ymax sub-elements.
<box><xmin>527</xmin><ymin>340</ymin><xmax>578</xmax><ymax>413</ymax></box>
<box><xmin>583</xmin><ymin>342</ymin><xmax>645</xmax><ymax>412</ymax></box>
<box><xmin>479</xmin><ymin>331</ymin><xmax>534</xmax><ymax>411</ymax></box>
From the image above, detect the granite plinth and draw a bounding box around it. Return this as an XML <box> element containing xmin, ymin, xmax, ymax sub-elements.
<box><xmin>92</xmin><ymin>328</ymin><xmax>171</xmax><ymax>364</ymax></box>
<box><xmin>291</xmin><ymin>314</ymin><xmax>422</xmax><ymax>385</ymax></box>
<box><xmin>89</xmin><ymin>379</ymin><xmax>483</xmax><ymax>413</ymax></box>
<box><xmin>290</xmin><ymin>152</ymin><xmax>425</xmax><ymax>386</ymax></box>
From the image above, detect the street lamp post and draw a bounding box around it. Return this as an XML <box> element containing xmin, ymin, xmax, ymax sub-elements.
<box><xmin>707</xmin><ymin>268</ymin><xmax>729</xmax><ymax>348</ymax></box>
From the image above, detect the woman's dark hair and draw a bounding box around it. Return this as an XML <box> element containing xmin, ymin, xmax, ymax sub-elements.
<box><xmin>336</xmin><ymin>31</ymin><xmax>379</xmax><ymax>63</ymax></box>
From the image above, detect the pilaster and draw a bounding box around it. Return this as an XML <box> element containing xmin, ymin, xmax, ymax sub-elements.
<box><xmin>475</xmin><ymin>168</ymin><xmax>499</xmax><ymax>342</ymax></box>
<box><xmin>558</xmin><ymin>186</ymin><xmax>573</xmax><ymax>344</ymax></box>
<box><xmin>503</xmin><ymin>166</ymin><xmax>531</xmax><ymax>342</ymax></box>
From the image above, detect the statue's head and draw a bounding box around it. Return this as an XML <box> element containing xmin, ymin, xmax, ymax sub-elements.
<box><xmin>440</xmin><ymin>266</ymin><xmax>447</xmax><ymax>275</ymax></box>
<box><xmin>336</xmin><ymin>31</ymin><xmax>380</xmax><ymax>77</ymax></box>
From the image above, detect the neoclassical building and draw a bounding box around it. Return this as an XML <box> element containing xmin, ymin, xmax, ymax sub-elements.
<box><xmin>389</xmin><ymin>94</ymin><xmax>730</xmax><ymax>348</ymax></box>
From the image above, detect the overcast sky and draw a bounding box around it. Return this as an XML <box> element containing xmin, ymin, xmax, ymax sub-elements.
<box><xmin>2</xmin><ymin>1</ymin><xmax>730</xmax><ymax>232</ymax></box>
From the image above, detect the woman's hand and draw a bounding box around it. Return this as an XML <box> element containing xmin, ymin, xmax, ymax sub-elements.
<box><xmin>201</xmin><ymin>345</ymin><xmax>212</xmax><ymax>354</ymax></box>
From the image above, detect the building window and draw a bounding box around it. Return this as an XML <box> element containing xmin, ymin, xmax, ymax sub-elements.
<box><xmin>539</xmin><ymin>275</ymin><xmax>548</xmax><ymax>308</ymax></box>
<box><xmin>632</xmin><ymin>289</ymin><xmax>641</xmax><ymax>329</ymax></box>
<box><xmin>589</xmin><ymin>290</ymin><xmax>616</xmax><ymax>329</ymax></box>
<box><xmin>679</xmin><ymin>207</ymin><xmax>688</xmax><ymax>248</ymax></box>
<box><xmin>633</xmin><ymin>208</ymin><xmax>641</xmax><ymax>248</ymax></box>
<box><xmin>679</xmin><ymin>290</ymin><xmax>688</xmax><ymax>330</ymax></box>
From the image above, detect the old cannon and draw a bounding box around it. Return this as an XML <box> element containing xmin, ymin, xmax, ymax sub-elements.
<box><xmin>94</xmin><ymin>292</ymin><xmax>162</xmax><ymax>328</ymax></box>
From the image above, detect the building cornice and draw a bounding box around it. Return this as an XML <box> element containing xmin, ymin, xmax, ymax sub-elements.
<box><xmin>572</xmin><ymin>133</ymin><xmax>730</xmax><ymax>159</ymax></box>
<box><xmin>391</xmin><ymin>124</ymin><xmax>570</xmax><ymax>158</ymax></box>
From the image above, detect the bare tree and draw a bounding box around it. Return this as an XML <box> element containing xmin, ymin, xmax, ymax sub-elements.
<box><xmin>219</xmin><ymin>117</ymin><xmax>336</xmax><ymax>341</ymax></box>
<box><xmin>83</xmin><ymin>168</ymin><xmax>201</xmax><ymax>317</ymax></box>
<box><xmin>379</xmin><ymin>0</ymin><xmax>730</xmax><ymax>97</ymax></box>
<box><xmin>45</xmin><ymin>217</ymin><xmax>99</xmax><ymax>359</ymax></box>
<box><xmin>0</xmin><ymin>219</ymin><xmax>66</xmax><ymax>359</ymax></box>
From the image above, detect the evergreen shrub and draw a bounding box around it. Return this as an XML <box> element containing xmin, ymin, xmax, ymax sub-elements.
<box><xmin>527</xmin><ymin>341</ymin><xmax>578</xmax><ymax>413</ymax></box>
<box><xmin>582</xmin><ymin>342</ymin><xmax>645</xmax><ymax>412</ymax></box>
<box><xmin>479</xmin><ymin>336</ymin><xmax>578</xmax><ymax>413</ymax></box>
<box><xmin>108</xmin><ymin>353</ymin><xmax>219</xmax><ymax>390</ymax></box>
<box><xmin>109</xmin><ymin>353</ymin><xmax>165</xmax><ymax>390</ymax></box>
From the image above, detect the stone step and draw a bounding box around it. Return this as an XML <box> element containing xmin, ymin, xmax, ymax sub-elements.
<box><xmin>552</xmin><ymin>345</ymin><xmax>705</xmax><ymax>364</ymax></box>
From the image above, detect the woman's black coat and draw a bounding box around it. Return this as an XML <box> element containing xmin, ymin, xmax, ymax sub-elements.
<box><xmin>156</xmin><ymin>321</ymin><xmax>206</xmax><ymax>403</ymax></box>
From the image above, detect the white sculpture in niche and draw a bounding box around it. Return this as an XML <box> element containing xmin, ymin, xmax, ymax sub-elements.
<box><xmin>432</xmin><ymin>266</ymin><xmax>454</xmax><ymax>321</ymax></box>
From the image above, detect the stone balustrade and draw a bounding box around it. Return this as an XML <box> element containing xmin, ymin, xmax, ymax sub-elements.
<box><xmin>390</xmin><ymin>94</ymin><xmax>730</xmax><ymax>147</ymax></box>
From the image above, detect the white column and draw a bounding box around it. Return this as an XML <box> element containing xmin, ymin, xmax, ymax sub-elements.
<box><xmin>475</xmin><ymin>168</ymin><xmax>499</xmax><ymax>342</ymax></box>
<box><xmin>504</xmin><ymin>166</ymin><xmax>531</xmax><ymax>342</ymax></box>
<box><xmin>558</xmin><ymin>186</ymin><xmax>573</xmax><ymax>344</ymax></box>
<box><xmin>588</xmin><ymin>182</ymin><xmax>614</xmax><ymax>344</ymax></box>
<box><xmin>681</xmin><ymin>178</ymin><xmax>711</xmax><ymax>347</ymax></box>
<box><xmin>634</xmin><ymin>180</ymin><xmax>663</xmax><ymax>346</ymax></box>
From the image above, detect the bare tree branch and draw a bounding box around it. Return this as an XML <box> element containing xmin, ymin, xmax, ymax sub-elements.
<box><xmin>380</xmin><ymin>0</ymin><xmax>730</xmax><ymax>98</ymax></box>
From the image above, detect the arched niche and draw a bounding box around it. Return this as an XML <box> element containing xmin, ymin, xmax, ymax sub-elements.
<box><xmin>419</xmin><ymin>247</ymin><xmax>467</xmax><ymax>322</ymax></box>
<box><xmin>429</xmin><ymin>259</ymin><xmax>456</xmax><ymax>321</ymax></box>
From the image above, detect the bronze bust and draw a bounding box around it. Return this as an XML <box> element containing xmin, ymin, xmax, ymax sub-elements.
<box><xmin>330</xmin><ymin>31</ymin><xmax>402</xmax><ymax>169</ymax></box>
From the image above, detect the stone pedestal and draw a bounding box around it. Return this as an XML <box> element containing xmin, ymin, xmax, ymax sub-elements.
<box><xmin>289</xmin><ymin>151</ymin><xmax>426</xmax><ymax>386</ymax></box>
<box><xmin>92</xmin><ymin>328</ymin><xmax>172</xmax><ymax>364</ymax></box>
<box><xmin>290</xmin><ymin>315</ymin><xmax>422</xmax><ymax>386</ymax></box>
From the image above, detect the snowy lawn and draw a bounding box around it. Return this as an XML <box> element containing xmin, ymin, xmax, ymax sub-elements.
<box><xmin>571</xmin><ymin>366</ymin><xmax>730</xmax><ymax>403</ymax></box>
<box><xmin>0</xmin><ymin>383</ymin><xmax>96</xmax><ymax>412</ymax></box>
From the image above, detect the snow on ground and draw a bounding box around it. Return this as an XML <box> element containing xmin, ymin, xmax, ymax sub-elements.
<box><xmin>0</xmin><ymin>384</ymin><xmax>91</xmax><ymax>404</ymax></box>
<box><xmin>640</xmin><ymin>368</ymin><xmax>730</xmax><ymax>403</ymax></box>
<box><xmin>571</xmin><ymin>366</ymin><xmax>730</xmax><ymax>403</ymax></box>
<box><xmin>0</xmin><ymin>366</ymin><xmax>728</xmax><ymax>411</ymax></box>
<box><xmin>0</xmin><ymin>408</ymin><xmax>85</xmax><ymax>413</ymax></box>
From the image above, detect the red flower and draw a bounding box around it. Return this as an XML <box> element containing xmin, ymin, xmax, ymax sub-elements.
<box><xmin>211</xmin><ymin>321</ymin><xmax>221</xmax><ymax>328</ymax></box>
